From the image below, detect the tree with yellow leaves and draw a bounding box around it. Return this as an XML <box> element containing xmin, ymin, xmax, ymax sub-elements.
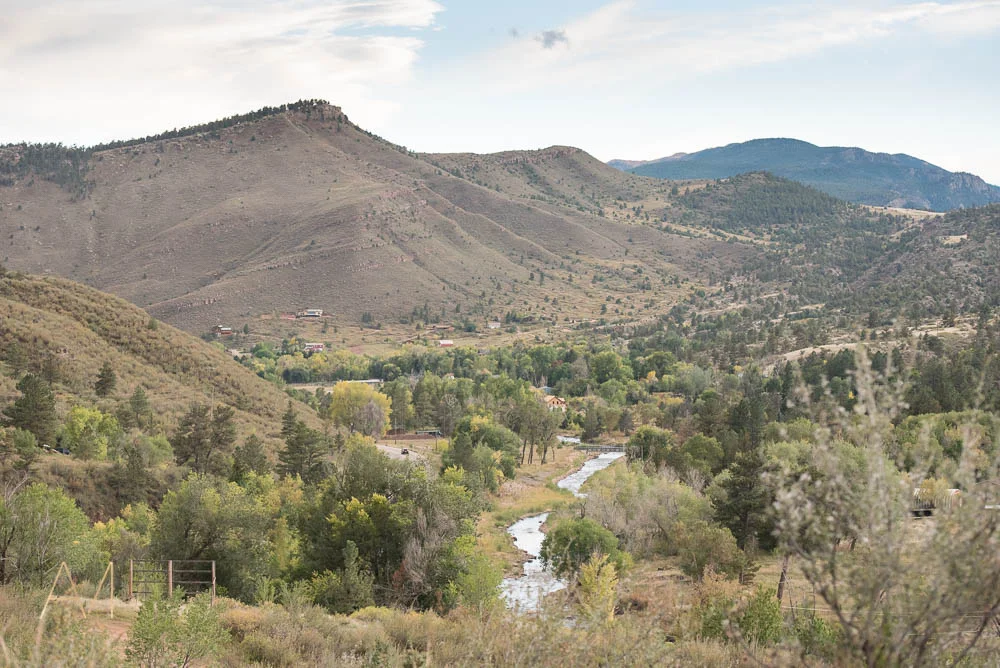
<box><xmin>327</xmin><ymin>381</ymin><xmax>392</xmax><ymax>437</ymax></box>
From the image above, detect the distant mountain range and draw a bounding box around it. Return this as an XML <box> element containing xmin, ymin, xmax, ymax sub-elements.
<box><xmin>612</xmin><ymin>138</ymin><xmax>1000</xmax><ymax>212</ymax></box>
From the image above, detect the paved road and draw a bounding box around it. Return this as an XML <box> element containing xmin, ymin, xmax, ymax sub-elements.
<box><xmin>376</xmin><ymin>444</ymin><xmax>425</xmax><ymax>461</ymax></box>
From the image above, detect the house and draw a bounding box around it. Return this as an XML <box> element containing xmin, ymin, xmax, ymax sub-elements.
<box><xmin>303</xmin><ymin>342</ymin><xmax>326</xmax><ymax>354</ymax></box>
<box><xmin>543</xmin><ymin>395</ymin><xmax>568</xmax><ymax>412</ymax></box>
<box><xmin>438</xmin><ymin>339</ymin><xmax>454</xmax><ymax>347</ymax></box>
<box><xmin>297</xmin><ymin>308</ymin><xmax>324</xmax><ymax>318</ymax></box>
<box><xmin>213</xmin><ymin>325</ymin><xmax>234</xmax><ymax>337</ymax></box>
<box><xmin>487</xmin><ymin>321</ymin><xmax>502</xmax><ymax>330</ymax></box>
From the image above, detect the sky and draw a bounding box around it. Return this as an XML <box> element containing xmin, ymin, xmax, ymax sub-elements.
<box><xmin>2</xmin><ymin>0</ymin><xmax>999</xmax><ymax>182</ymax></box>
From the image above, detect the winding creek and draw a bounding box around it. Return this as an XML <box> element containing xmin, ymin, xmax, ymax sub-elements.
<box><xmin>500</xmin><ymin>452</ymin><xmax>625</xmax><ymax>611</ymax></box>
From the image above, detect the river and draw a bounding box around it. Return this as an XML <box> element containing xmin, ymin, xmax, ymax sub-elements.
<box><xmin>499</xmin><ymin>451</ymin><xmax>625</xmax><ymax>611</ymax></box>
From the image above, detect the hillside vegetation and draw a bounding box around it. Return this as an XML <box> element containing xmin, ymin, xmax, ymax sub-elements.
<box><xmin>0</xmin><ymin>269</ymin><xmax>317</xmax><ymax>446</ymax></box>
<box><xmin>627</xmin><ymin>138</ymin><xmax>1000</xmax><ymax>211</ymax></box>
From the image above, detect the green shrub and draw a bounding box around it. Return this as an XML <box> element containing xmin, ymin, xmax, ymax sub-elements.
<box><xmin>737</xmin><ymin>587</ymin><xmax>783</xmax><ymax>646</ymax></box>
<box><xmin>540</xmin><ymin>517</ymin><xmax>630</xmax><ymax>577</ymax></box>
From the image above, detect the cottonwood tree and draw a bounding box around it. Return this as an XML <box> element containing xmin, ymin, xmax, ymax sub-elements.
<box><xmin>327</xmin><ymin>382</ymin><xmax>391</xmax><ymax>437</ymax></box>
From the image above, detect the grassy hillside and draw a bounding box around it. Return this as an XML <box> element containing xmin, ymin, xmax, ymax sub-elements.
<box><xmin>628</xmin><ymin>138</ymin><xmax>1000</xmax><ymax>211</ymax></box>
<box><xmin>0</xmin><ymin>269</ymin><xmax>318</xmax><ymax>447</ymax></box>
<box><xmin>0</xmin><ymin>104</ymin><xmax>741</xmax><ymax>335</ymax></box>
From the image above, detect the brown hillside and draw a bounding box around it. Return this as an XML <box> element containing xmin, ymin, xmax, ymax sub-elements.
<box><xmin>0</xmin><ymin>270</ymin><xmax>319</xmax><ymax>450</ymax></box>
<box><xmin>0</xmin><ymin>104</ymin><xmax>742</xmax><ymax>333</ymax></box>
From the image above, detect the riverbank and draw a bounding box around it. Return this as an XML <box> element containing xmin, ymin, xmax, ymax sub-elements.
<box><xmin>477</xmin><ymin>448</ymin><xmax>590</xmax><ymax>576</ymax></box>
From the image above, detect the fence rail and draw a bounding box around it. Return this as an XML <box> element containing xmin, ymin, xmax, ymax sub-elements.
<box><xmin>574</xmin><ymin>444</ymin><xmax>626</xmax><ymax>453</ymax></box>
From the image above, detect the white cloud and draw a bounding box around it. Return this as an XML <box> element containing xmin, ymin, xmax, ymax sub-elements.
<box><xmin>0</xmin><ymin>0</ymin><xmax>443</xmax><ymax>144</ymax></box>
<box><xmin>471</xmin><ymin>0</ymin><xmax>1000</xmax><ymax>92</ymax></box>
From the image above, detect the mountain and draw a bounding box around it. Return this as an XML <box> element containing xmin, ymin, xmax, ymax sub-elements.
<box><xmin>2</xmin><ymin>104</ymin><xmax>996</xmax><ymax>340</ymax></box>
<box><xmin>0</xmin><ymin>269</ymin><xmax>318</xmax><ymax>449</ymax></box>
<box><xmin>624</xmin><ymin>138</ymin><xmax>1000</xmax><ymax>212</ymax></box>
<box><xmin>0</xmin><ymin>103</ymin><xmax>744</xmax><ymax>334</ymax></box>
<box><xmin>607</xmin><ymin>154</ymin><xmax>686</xmax><ymax>171</ymax></box>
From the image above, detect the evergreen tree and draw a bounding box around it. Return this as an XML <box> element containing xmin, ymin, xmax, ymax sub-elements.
<box><xmin>2</xmin><ymin>343</ymin><xmax>28</xmax><ymax>375</ymax></box>
<box><xmin>3</xmin><ymin>373</ymin><xmax>57</xmax><ymax>445</ymax></box>
<box><xmin>129</xmin><ymin>387</ymin><xmax>152</xmax><ymax>429</ymax></box>
<box><xmin>231</xmin><ymin>434</ymin><xmax>270</xmax><ymax>483</ymax></box>
<box><xmin>171</xmin><ymin>404</ymin><xmax>236</xmax><ymax>475</ymax></box>
<box><xmin>280</xmin><ymin>401</ymin><xmax>297</xmax><ymax>439</ymax></box>
<box><xmin>277</xmin><ymin>420</ymin><xmax>329</xmax><ymax>484</ymax></box>
<box><xmin>714</xmin><ymin>449</ymin><xmax>776</xmax><ymax>551</ymax></box>
<box><xmin>95</xmin><ymin>361</ymin><xmax>117</xmax><ymax>397</ymax></box>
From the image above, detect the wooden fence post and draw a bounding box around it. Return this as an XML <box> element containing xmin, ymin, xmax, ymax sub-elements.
<box><xmin>129</xmin><ymin>560</ymin><xmax>134</xmax><ymax>600</ymax></box>
<box><xmin>167</xmin><ymin>560</ymin><xmax>173</xmax><ymax>597</ymax></box>
<box><xmin>211</xmin><ymin>561</ymin><xmax>216</xmax><ymax>606</ymax></box>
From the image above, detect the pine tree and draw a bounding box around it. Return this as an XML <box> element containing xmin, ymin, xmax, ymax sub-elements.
<box><xmin>231</xmin><ymin>434</ymin><xmax>270</xmax><ymax>483</ymax></box>
<box><xmin>714</xmin><ymin>449</ymin><xmax>775</xmax><ymax>551</ymax></box>
<box><xmin>95</xmin><ymin>361</ymin><xmax>117</xmax><ymax>397</ymax></box>
<box><xmin>277</xmin><ymin>421</ymin><xmax>329</xmax><ymax>484</ymax></box>
<box><xmin>171</xmin><ymin>404</ymin><xmax>236</xmax><ymax>475</ymax></box>
<box><xmin>129</xmin><ymin>387</ymin><xmax>151</xmax><ymax>429</ymax></box>
<box><xmin>280</xmin><ymin>401</ymin><xmax>297</xmax><ymax>439</ymax></box>
<box><xmin>3</xmin><ymin>374</ymin><xmax>57</xmax><ymax>444</ymax></box>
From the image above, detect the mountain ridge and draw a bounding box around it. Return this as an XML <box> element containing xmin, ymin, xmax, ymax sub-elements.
<box><xmin>618</xmin><ymin>138</ymin><xmax>1000</xmax><ymax>211</ymax></box>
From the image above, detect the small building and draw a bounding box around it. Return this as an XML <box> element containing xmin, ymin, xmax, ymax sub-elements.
<box><xmin>348</xmin><ymin>379</ymin><xmax>384</xmax><ymax>388</ymax></box>
<box><xmin>213</xmin><ymin>325</ymin><xmax>234</xmax><ymax>337</ymax></box>
<box><xmin>438</xmin><ymin>339</ymin><xmax>454</xmax><ymax>347</ymax></box>
<box><xmin>487</xmin><ymin>321</ymin><xmax>502</xmax><ymax>330</ymax></box>
<box><xmin>297</xmin><ymin>308</ymin><xmax>324</xmax><ymax>318</ymax></box>
<box><xmin>543</xmin><ymin>395</ymin><xmax>568</xmax><ymax>412</ymax></box>
<box><xmin>303</xmin><ymin>343</ymin><xmax>326</xmax><ymax>354</ymax></box>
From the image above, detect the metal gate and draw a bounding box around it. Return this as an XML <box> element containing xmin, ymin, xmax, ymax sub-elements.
<box><xmin>128</xmin><ymin>559</ymin><xmax>216</xmax><ymax>604</ymax></box>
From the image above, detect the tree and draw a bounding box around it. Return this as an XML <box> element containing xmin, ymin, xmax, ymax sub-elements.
<box><xmin>382</xmin><ymin>380</ymin><xmax>413</xmax><ymax>433</ymax></box>
<box><xmin>231</xmin><ymin>434</ymin><xmax>270</xmax><ymax>483</ymax></box>
<box><xmin>672</xmin><ymin>519</ymin><xmax>753</xmax><ymax>581</ymax></box>
<box><xmin>94</xmin><ymin>361</ymin><xmax>117</xmax><ymax>397</ymax></box>
<box><xmin>171</xmin><ymin>404</ymin><xmax>237</xmax><ymax>475</ymax></box>
<box><xmin>61</xmin><ymin>406</ymin><xmax>121</xmax><ymax>460</ymax></box>
<box><xmin>308</xmin><ymin>541</ymin><xmax>376</xmax><ymax>614</ymax></box>
<box><xmin>277</xmin><ymin>421</ymin><xmax>330</xmax><ymax>484</ymax></box>
<box><xmin>3</xmin><ymin>373</ymin><xmax>58</xmax><ymax>445</ymax></box>
<box><xmin>626</xmin><ymin>425</ymin><xmax>674</xmax><ymax>468</ymax></box>
<box><xmin>540</xmin><ymin>517</ymin><xmax>629</xmax><ymax>578</ymax></box>
<box><xmin>0</xmin><ymin>483</ymin><xmax>102</xmax><ymax>585</ymax></box>
<box><xmin>578</xmin><ymin>553</ymin><xmax>618</xmax><ymax>626</ymax></box>
<box><xmin>151</xmin><ymin>474</ymin><xmax>275</xmax><ymax>601</ymax></box>
<box><xmin>327</xmin><ymin>381</ymin><xmax>392</xmax><ymax>437</ymax></box>
<box><xmin>118</xmin><ymin>386</ymin><xmax>153</xmax><ymax>431</ymax></box>
<box><xmin>714</xmin><ymin>449</ymin><xmax>775</xmax><ymax>551</ymax></box>
<box><xmin>280</xmin><ymin>401</ymin><xmax>297</xmax><ymax>439</ymax></box>
<box><xmin>444</xmin><ymin>416</ymin><xmax>519</xmax><ymax>491</ymax></box>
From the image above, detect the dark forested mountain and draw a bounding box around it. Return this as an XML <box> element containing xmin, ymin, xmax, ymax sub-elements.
<box><xmin>622</xmin><ymin>138</ymin><xmax>1000</xmax><ymax>212</ymax></box>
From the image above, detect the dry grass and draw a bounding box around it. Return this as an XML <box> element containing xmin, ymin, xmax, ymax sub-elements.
<box><xmin>0</xmin><ymin>271</ymin><xmax>322</xmax><ymax>455</ymax></box>
<box><xmin>0</xmin><ymin>105</ymin><xmax>745</xmax><ymax>337</ymax></box>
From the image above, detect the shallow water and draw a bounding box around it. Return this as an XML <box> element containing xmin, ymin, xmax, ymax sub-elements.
<box><xmin>500</xmin><ymin>452</ymin><xmax>625</xmax><ymax>611</ymax></box>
